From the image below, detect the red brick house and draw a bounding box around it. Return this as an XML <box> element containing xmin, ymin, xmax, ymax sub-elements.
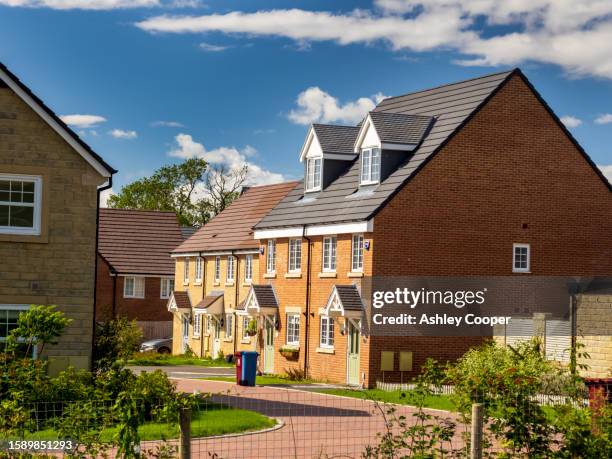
<box><xmin>248</xmin><ymin>69</ymin><xmax>612</xmax><ymax>387</ymax></box>
<box><xmin>96</xmin><ymin>209</ymin><xmax>184</xmax><ymax>339</ymax></box>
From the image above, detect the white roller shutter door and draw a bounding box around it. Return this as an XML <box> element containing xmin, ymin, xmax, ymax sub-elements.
<box><xmin>545</xmin><ymin>320</ymin><xmax>571</xmax><ymax>363</ymax></box>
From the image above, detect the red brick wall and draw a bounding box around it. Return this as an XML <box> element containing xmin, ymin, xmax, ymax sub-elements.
<box><xmin>369</xmin><ymin>73</ymin><xmax>612</xmax><ymax>385</ymax></box>
<box><xmin>95</xmin><ymin>255</ymin><xmax>173</xmax><ymax>323</ymax></box>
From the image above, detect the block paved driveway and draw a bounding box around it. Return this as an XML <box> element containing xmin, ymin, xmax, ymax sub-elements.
<box><xmin>173</xmin><ymin>379</ymin><xmax>468</xmax><ymax>459</ymax></box>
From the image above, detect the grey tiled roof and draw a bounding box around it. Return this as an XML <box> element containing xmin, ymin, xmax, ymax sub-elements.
<box><xmin>312</xmin><ymin>124</ymin><xmax>359</xmax><ymax>156</ymax></box>
<box><xmin>335</xmin><ymin>285</ymin><xmax>363</xmax><ymax>311</ymax></box>
<box><xmin>256</xmin><ymin>70</ymin><xmax>515</xmax><ymax>229</ymax></box>
<box><xmin>252</xmin><ymin>284</ymin><xmax>279</xmax><ymax>309</ymax></box>
<box><xmin>368</xmin><ymin>112</ymin><xmax>433</xmax><ymax>146</ymax></box>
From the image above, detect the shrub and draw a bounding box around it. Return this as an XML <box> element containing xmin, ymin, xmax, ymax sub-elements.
<box><xmin>94</xmin><ymin>317</ymin><xmax>143</xmax><ymax>370</ymax></box>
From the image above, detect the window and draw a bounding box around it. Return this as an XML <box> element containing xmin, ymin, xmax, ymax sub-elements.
<box><xmin>320</xmin><ymin>316</ymin><xmax>334</xmax><ymax>348</ymax></box>
<box><xmin>513</xmin><ymin>243</ymin><xmax>530</xmax><ymax>273</ymax></box>
<box><xmin>266</xmin><ymin>240</ymin><xmax>276</xmax><ymax>273</ymax></box>
<box><xmin>225</xmin><ymin>314</ymin><xmax>233</xmax><ymax>339</ymax></box>
<box><xmin>286</xmin><ymin>313</ymin><xmax>300</xmax><ymax>345</ymax></box>
<box><xmin>0</xmin><ymin>306</ymin><xmax>27</xmax><ymax>341</ymax></box>
<box><xmin>195</xmin><ymin>257</ymin><xmax>203</xmax><ymax>283</ymax></box>
<box><xmin>124</xmin><ymin>276</ymin><xmax>145</xmax><ymax>298</ymax></box>
<box><xmin>183</xmin><ymin>258</ymin><xmax>190</xmax><ymax>284</ymax></box>
<box><xmin>360</xmin><ymin>148</ymin><xmax>381</xmax><ymax>184</ymax></box>
<box><xmin>288</xmin><ymin>239</ymin><xmax>302</xmax><ymax>273</ymax></box>
<box><xmin>193</xmin><ymin>313</ymin><xmax>202</xmax><ymax>337</ymax></box>
<box><xmin>306</xmin><ymin>157</ymin><xmax>322</xmax><ymax>191</ymax></box>
<box><xmin>322</xmin><ymin>236</ymin><xmax>337</xmax><ymax>272</ymax></box>
<box><xmin>227</xmin><ymin>256</ymin><xmax>235</xmax><ymax>282</ymax></box>
<box><xmin>214</xmin><ymin>256</ymin><xmax>221</xmax><ymax>283</ymax></box>
<box><xmin>160</xmin><ymin>278</ymin><xmax>174</xmax><ymax>299</ymax></box>
<box><xmin>351</xmin><ymin>234</ymin><xmax>364</xmax><ymax>272</ymax></box>
<box><xmin>242</xmin><ymin>316</ymin><xmax>251</xmax><ymax>339</ymax></box>
<box><xmin>0</xmin><ymin>174</ymin><xmax>42</xmax><ymax>235</ymax></box>
<box><xmin>244</xmin><ymin>254</ymin><xmax>253</xmax><ymax>282</ymax></box>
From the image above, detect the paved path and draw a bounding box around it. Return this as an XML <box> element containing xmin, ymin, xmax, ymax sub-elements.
<box><xmin>127</xmin><ymin>365</ymin><xmax>235</xmax><ymax>379</ymax></box>
<box><xmin>173</xmin><ymin>379</ymin><xmax>468</xmax><ymax>459</ymax></box>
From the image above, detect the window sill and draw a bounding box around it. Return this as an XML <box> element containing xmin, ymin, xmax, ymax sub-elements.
<box><xmin>316</xmin><ymin>347</ymin><xmax>335</xmax><ymax>354</ymax></box>
<box><xmin>512</xmin><ymin>271</ymin><xmax>531</xmax><ymax>274</ymax></box>
<box><xmin>347</xmin><ymin>271</ymin><xmax>364</xmax><ymax>278</ymax></box>
<box><xmin>225</xmin><ymin>282</ymin><xmax>235</xmax><ymax>286</ymax></box>
<box><xmin>318</xmin><ymin>272</ymin><xmax>336</xmax><ymax>278</ymax></box>
<box><xmin>241</xmin><ymin>338</ymin><xmax>251</xmax><ymax>344</ymax></box>
<box><xmin>223</xmin><ymin>338</ymin><xmax>234</xmax><ymax>343</ymax></box>
<box><xmin>263</xmin><ymin>273</ymin><xmax>276</xmax><ymax>279</ymax></box>
<box><xmin>242</xmin><ymin>281</ymin><xmax>253</xmax><ymax>287</ymax></box>
<box><xmin>182</xmin><ymin>282</ymin><xmax>189</xmax><ymax>286</ymax></box>
<box><xmin>194</xmin><ymin>281</ymin><xmax>202</xmax><ymax>286</ymax></box>
<box><xmin>213</xmin><ymin>282</ymin><xmax>221</xmax><ymax>286</ymax></box>
<box><xmin>193</xmin><ymin>336</ymin><xmax>200</xmax><ymax>340</ymax></box>
<box><xmin>285</xmin><ymin>272</ymin><xmax>302</xmax><ymax>279</ymax></box>
<box><xmin>282</xmin><ymin>344</ymin><xmax>300</xmax><ymax>350</ymax></box>
<box><xmin>124</xmin><ymin>296</ymin><xmax>145</xmax><ymax>300</ymax></box>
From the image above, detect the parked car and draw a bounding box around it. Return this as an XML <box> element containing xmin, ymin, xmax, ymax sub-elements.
<box><xmin>139</xmin><ymin>338</ymin><xmax>172</xmax><ymax>354</ymax></box>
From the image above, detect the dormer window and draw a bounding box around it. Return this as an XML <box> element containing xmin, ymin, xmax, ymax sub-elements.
<box><xmin>360</xmin><ymin>148</ymin><xmax>380</xmax><ymax>185</ymax></box>
<box><xmin>306</xmin><ymin>157</ymin><xmax>322</xmax><ymax>191</ymax></box>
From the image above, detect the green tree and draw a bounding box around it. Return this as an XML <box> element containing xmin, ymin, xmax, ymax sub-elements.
<box><xmin>108</xmin><ymin>158</ymin><xmax>248</xmax><ymax>226</ymax></box>
<box><xmin>7</xmin><ymin>304</ymin><xmax>72</xmax><ymax>357</ymax></box>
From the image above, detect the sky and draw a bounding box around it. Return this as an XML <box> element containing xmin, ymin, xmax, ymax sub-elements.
<box><xmin>1</xmin><ymin>0</ymin><xmax>611</xmax><ymax>202</ymax></box>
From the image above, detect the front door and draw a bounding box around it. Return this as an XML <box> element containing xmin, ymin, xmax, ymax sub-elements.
<box><xmin>347</xmin><ymin>320</ymin><xmax>360</xmax><ymax>385</ymax></box>
<box><xmin>263</xmin><ymin>316</ymin><xmax>275</xmax><ymax>374</ymax></box>
<box><xmin>212</xmin><ymin>318</ymin><xmax>221</xmax><ymax>359</ymax></box>
<box><xmin>182</xmin><ymin>315</ymin><xmax>189</xmax><ymax>353</ymax></box>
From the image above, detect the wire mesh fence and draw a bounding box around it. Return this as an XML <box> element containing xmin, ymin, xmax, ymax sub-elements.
<box><xmin>0</xmin><ymin>381</ymin><xmax>609</xmax><ymax>458</ymax></box>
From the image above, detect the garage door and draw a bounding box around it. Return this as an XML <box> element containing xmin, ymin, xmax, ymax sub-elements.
<box><xmin>505</xmin><ymin>318</ymin><xmax>534</xmax><ymax>347</ymax></box>
<box><xmin>545</xmin><ymin>320</ymin><xmax>571</xmax><ymax>363</ymax></box>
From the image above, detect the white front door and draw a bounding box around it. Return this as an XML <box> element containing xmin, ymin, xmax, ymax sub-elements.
<box><xmin>212</xmin><ymin>318</ymin><xmax>221</xmax><ymax>359</ymax></box>
<box><xmin>347</xmin><ymin>320</ymin><xmax>360</xmax><ymax>386</ymax></box>
<box><xmin>263</xmin><ymin>316</ymin><xmax>275</xmax><ymax>374</ymax></box>
<box><xmin>182</xmin><ymin>315</ymin><xmax>189</xmax><ymax>353</ymax></box>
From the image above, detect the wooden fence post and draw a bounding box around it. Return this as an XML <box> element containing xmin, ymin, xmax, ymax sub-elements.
<box><xmin>470</xmin><ymin>403</ymin><xmax>484</xmax><ymax>459</ymax></box>
<box><xmin>179</xmin><ymin>407</ymin><xmax>191</xmax><ymax>459</ymax></box>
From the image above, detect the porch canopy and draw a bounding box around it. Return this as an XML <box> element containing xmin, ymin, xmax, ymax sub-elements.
<box><xmin>322</xmin><ymin>285</ymin><xmax>364</xmax><ymax>319</ymax></box>
<box><xmin>243</xmin><ymin>284</ymin><xmax>279</xmax><ymax>316</ymax></box>
<box><xmin>193</xmin><ymin>291</ymin><xmax>224</xmax><ymax>316</ymax></box>
<box><xmin>167</xmin><ymin>291</ymin><xmax>192</xmax><ymax>313</ymax></box>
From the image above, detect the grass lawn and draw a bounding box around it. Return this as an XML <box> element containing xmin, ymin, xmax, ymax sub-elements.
<box><xmin>126</xmin><ymin>353</ymin><xmax>234</xmax><ymax>367</ymax></box>
<box><xmin>313</xmin><ymin>388</ymin><xmax>456</xmax><ymax>411</ymax></box>
<box><xmin>201</xmin><ymin>375</ymin><xmax>314</xmax><ymax>385</ymax></box>
<box><xmin>16</xmin><ymin>403</ymin><xmax>275</xmax><ymax>442</ymax></box>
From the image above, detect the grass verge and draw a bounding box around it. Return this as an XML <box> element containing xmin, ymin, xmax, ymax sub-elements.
<box><xmin>127</xmin><ymin>353</ymin><xmax>234</xmax><ymax>367</ymax></box>
<box><xmin>201</xmin><ymin>375</ymin><xmax>314</xmax><ymax>385</ymax></box>
<box><xmin>312</xmin><ymin>388</ymin><xmax>456</xmax><ymax>411</ymax></box>
<box><xmin>15</xmin><ymin>403</ymin><xmax>275</xmax><ymax>442</ymax></box>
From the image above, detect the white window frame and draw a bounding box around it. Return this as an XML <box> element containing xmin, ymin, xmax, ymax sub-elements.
<box><xmin>266</xmin><ymin>239</ymin><xmax>276</xmax><ymax>273</ymax></box>
<box><xmin>194</xmin><ymin>257</ymin><xmax>203</xmax><ymax>283</ymax></box>
<box><xmin>305</xmin><ymin>157</ymin><xmax>322</xmax><ymax>192</ymax></box>
<box><xmin>513</xmin><ymin>243</ymin><xmax>531</xmax><ymax>273</ymax></box>
<box><xmin>0</xmin><ymin>174</ymin><xmax>43</xmax><ymax>236</ymax></box>
<box><xmin>183</xmin><ymin>258</ymin><xmax>190</xmax><ymax>284</ymax></box>
<box><xmin>244</xmin><ymin>254</ymin><xmax>253</xmax><ymax>282</ymax></box>
<box><xmin>351</xmin><ymin>234</ymin><xmax>364</xmax><ymax>272</ymax></box>
<box><xmin>214</xmin><ymin>256</ymin><xmax>221</xmax><ymax>283</ymax></box>
<box><xmin>160</xmin><ymin>277</ymin><xmax>174</xmax><ymax>299</ymax></box>
<box><xmin>288</xmin><ymin>238</ymin><xmax>302</xmax><ymax>273</ymax></box>
<box><xmin>193</xmin><ymin>313</ymin><xmax>202</xmax><ymax>338</ymax></box>
<box><xmin>242</xmin><ymin>315</ymin><xmax>251</xmax><ymax>339</ymax></box>
<box><xmin>226</xmin><ymin>256</ymin><xmax>235</xmax><ymax>282</ymax></box>
<box><xmin>286</xmin><ymin>313</ymin><xmax>300</xmax><ymax>346</ymax></box>
<box><xmin>320</xmin><ymin>316</ymin><xmax>334</xmax><ymax>348</ymax></box>
<box><xmin>322</xmin><ymin>236</ymin><xmax>337</xmax><ymax>272</ymax></box>
<box><xmin>225</xmin><ymin>313</ymin><xmax>233</xmax><ymax>339</ymax></box>
<box><xmin>360</xmin><ymin>147</ymin><xmax>381</xmax><ymax>185</ymax></box>
<box><xmin>124</xmin><ymin>276</ymin><xmax>145</xmax><ymax>299</ymax></box>
<box><xmin>0</xmin><ymin>304</ymin><xmax>29</xmax><ymax>341</ymax></box>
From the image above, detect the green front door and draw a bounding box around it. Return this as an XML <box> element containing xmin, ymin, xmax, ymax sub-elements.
<box><xmin>263</xmin><ymin>316</ymin><xmax>275</xmax><ymax>374</ymax></box>
<box><xmin>347</xmin><ymin>320</ymin><xmax>360</xmax><ymax>385</ymax></box>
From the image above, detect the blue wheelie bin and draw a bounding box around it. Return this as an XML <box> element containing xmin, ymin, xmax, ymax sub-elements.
<box><xmin>240</xmin><ymin>351</ymin><xmax>259</xmax><ymax>386</ymax></box>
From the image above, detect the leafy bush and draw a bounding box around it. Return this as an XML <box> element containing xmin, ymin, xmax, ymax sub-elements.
<box><xmin>93</xmin><ymin>316</ymin><xmax>143</xmax><ymax>370</ymax></box>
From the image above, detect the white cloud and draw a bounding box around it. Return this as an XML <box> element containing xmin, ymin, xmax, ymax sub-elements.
<box><xmin>254</xmin><ymin>128</ymin><xmax>276</xmax><ymax>135</ymax></box>
<box><xmin>560</xmin><ymin>116</ymin><xmax>582</xmax><ymax>128</ymax></box>
<box><xmin>135</xmin><ymin>2</ymin><xmax>612</xmax><ymax>79</ymax></box>
<box><xmin>199</xmin><ymin>42</ymin><xmax>230</xmax><ymax>52</ymax></box>
<box><xmin>598</xmin><ymin>165</ymin><xmax>612</xmax><ymax>184</ymax></box>
<box><xmin>595</xmin><ymin>113</ymin><xmax>612</xmax><ymax>125</ymax></box>
<box><xmin>288</xmin><ymin>87</ymin><xmax>387</xmax><ymax>125</ymax></box>
<box><xmin>99</xmin><ymin>187</ymin><xmax>114</xmax><ymax>207</ymax></box>
<box><xmin>0</xmin><ymin>0</ymin><xmax>160</xmax><ymax>9</ymax></box>
<box><xmin>109</xmin><ymin>128</ymin><xmax>138</xmax><ymax>139</ymax></box>
<box><xmin>168</xmin><ymin>133</ymin><xmax>285</xmax><ymax>185</ymax></box>
<box><xmin>60</xmin><ymin>114</ymin><xmax>107</xmax><ymax>128</ymax></box>
<box><xmin>151</xmin><ymin>120</ymin><xmax>184</xmax><ymax>127</ymax></box>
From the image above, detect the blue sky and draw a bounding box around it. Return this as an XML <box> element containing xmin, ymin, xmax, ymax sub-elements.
<box><xmin>1</xmin><ymin>0</ymin><xmax>611</xmax><ymax>199</ymax></box>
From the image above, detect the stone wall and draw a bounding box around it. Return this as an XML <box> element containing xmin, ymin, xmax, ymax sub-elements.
<box><xmin>576</xmin><ymin>294</ymin><xmax>612</xmax><ymax>378</ymax></box>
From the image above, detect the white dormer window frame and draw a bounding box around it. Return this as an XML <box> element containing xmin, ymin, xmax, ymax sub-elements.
<box><xmin>360</xmin><ymin>147</ymin><xmax>381</xmax><ymax>185</ymax></box>
<box><xmin>305</xmin><ymin>157</ymin><xmax>322</xmax><ymax>192</ymax></box>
